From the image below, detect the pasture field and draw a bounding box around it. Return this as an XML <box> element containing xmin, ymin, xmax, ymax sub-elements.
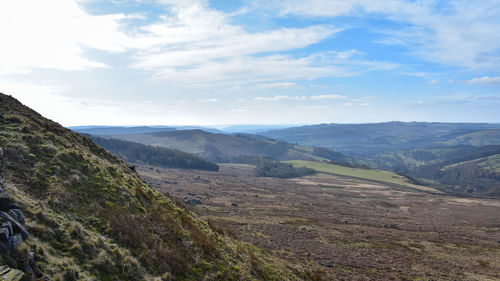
<box><xmin>286</xmin><ymin>160</ymin><xmax>441</xmax><ymax>193</ymax></box>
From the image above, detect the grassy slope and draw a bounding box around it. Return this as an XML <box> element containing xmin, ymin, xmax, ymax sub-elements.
<box><xmin>444</xmin><ymin>153</ymin><xmax>500</xmax><ymax>173</ymax></box>
<box><xmin>0</xmin><ymin>93</ymin><xmax>309</xmax><ymax>281</ymax></box>
<box><xmin>88</xmin><ymin>135</ymin><xmax>220</xmax><ymax>171</ymax></box>
<box><xmin>286</xmin><ymin>160</ymin><xmax>440</xmax><ymax>193</ymax></box>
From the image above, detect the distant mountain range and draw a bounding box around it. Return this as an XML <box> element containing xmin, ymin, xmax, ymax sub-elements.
<box><xmin>70</xmin><ymin>124</ymin><xmax>297</xmax><ymax>135</ymax></box>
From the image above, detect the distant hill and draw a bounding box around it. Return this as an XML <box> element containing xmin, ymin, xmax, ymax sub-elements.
<box><xmin>108</xmin><ymin>129</ymin><xmax>351</xmax><ymax>164</ymax></box>
<box><xmin>403</xmin><ymin>146</ymin><xmax>500</xmax><ymax>196</ymax></box>
<box><xmin>71</xmin><ymin>125</ymin><xmax>177</xmax><ymax>135</ymax></box>
<box><xmin>261</xmin><ymin>122</ymin><xmax>500</xmax><ymax>155</ymax></box>
<box><xmin>221</xmin><ymin>124</ymin><xmax>293</xmax><ymax>134</ymax></box>
<box><xmin>262</xmin><ymin>122</ymin><xmax>500</xmax><ymax>196</ymax></box>
<box><xmin>88</xmin><ymin>135</ymin><xmax>220</xmax><ymax>171</ymax></box>
<box><xmin>71</xmin><ymin>125</ymin><xmax>224</xmax><ymax>136</ymax></box>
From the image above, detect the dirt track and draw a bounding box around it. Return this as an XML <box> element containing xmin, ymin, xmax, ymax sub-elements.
<box><xmin>139</xmin><ymin>164</ymin><xmax>500</xmax><ymax>280</ymax></box>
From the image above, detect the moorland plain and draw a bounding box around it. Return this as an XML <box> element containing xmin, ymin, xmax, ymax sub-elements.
<box><xmin>139</xmin><ymin>164</ymin><xmax>500</xmax><ymax>280</ymax></box>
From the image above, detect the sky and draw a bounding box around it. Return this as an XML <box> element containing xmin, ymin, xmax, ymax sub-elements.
<box><xmin>1</xmin><ymin>0</ymin><xmax>500</xmax><ymax>126</ymax></box>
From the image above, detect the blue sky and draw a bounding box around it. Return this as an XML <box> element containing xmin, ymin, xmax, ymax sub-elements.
<box><xmin>1</xmin><ymin>0</ymin><xmax>499</xmax><ymax>126</ymax></box>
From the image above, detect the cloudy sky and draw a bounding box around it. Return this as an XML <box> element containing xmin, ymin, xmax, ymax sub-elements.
<box><xmin>1</xmin><ymin>0</ymin><xmax>499</xmax><ymax>126</ymax></box>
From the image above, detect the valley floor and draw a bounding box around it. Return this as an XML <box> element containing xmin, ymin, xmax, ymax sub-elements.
<box><xmin>138</xmin><ymin>164</ymin><xmax>500</xmax><ymax>280</ymax></box>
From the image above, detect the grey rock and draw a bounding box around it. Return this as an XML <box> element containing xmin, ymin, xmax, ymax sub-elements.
<box><xmin>184</xmin><ymin>199</ymin><xmax>202</xmax><ymax>206</ymax></box>
<box><xmin>340</xmin><ymin>218</ymin><xmax>348</xmax><ymax>224</ymax></box>
<box><xmin>319</xmin><ymin>261</ymin><xmax>333</xmax><ymax>268</ymax></box>
<box><xmin>231</xmin><ymin>202</ymin><xmax>238</xmax><ymax>207</ymax></box>
<box><xmin>0</xmin><ymin>211</ymin><xmax>29</xmax><ymax>239</ymax></box>
<box><xmin>390</xmin><ymin>224</ymin><xmax>398</xmax><ymax>229</ymax></box>
<box><xmin>9</xmin><ymin>203</ymin><xmax>20</xmax><ymax>209</ymax></box>
<box><xmin>0</xmin><ymin>192</ymin><xmax>11</xmax><ymax>212</ymax></box>
<box><xmin>1</xmin><ymin>221</ymin><xmax>12</xmax><ymax>235</ymax></box>
<box><xmin>7</xmin><ymin>234</ymin><xmax>22</xmax><ymax>249</ymax></box>
<box><xmin>8</xmin><ymin>209</ymin><xmax>25</xmax><ymax>225</ymax></box>
<box><xmin>0</xmin><ymin>227</ymin><xmax>9</xmax><ymax>240</ymax></box>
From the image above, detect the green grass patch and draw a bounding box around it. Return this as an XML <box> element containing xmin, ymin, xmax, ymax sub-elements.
<box><xmin>285</xmin><ymin>160</ymin><xmax>415</xmax><ymax>187</ymax></box>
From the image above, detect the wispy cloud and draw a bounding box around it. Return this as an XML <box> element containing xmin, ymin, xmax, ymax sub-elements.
<box><xmin>197</xmin><ymin>98</ymin><xmax>218</xmax><ymax>103</ymax></box>
<box><xmin>255</xmin><ymin>82</ymin><xmax>297</xmax><ymax>89</ymax></box>
<box><xmin>310</xmin><ymin>94</ymin><xmax>346</xmax><ymax>100</ymax></box>
<box><xmin>254</xmin><ymin>95</ymin><xmax>307</xmax><ymax>101</ymax></box>
<box><xmin>270</xmin><ymin>0</ymin><xmax>500</xmax><ymax>70</ymax></box>
<box><xmin>464</xmin><ymin>76</ymin><xmax>500</xmax><ymax>85</ymax></box>
<box><xmin>254</xmin><ymin>94</ymin><xmax>350</xmax><ymax>101</ymax></box>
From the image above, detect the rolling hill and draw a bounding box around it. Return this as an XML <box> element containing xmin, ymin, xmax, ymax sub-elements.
<box><xmin>104</xmin><ymin>129</ymin><xmax>352</xmax><ymax>164</ymax></box>
<box><xmin>71</xmin><ymin>125</ymin><xmax>224</xmax><ymax>135</ymax></box>
<box><xmin>0</xmin><ymin>93</ymin><xmax>310</xmax><ymax>280</ymax></box>
<box><xmin>262</xmin><ymin>122</ymin><xmax>500</xmax><ymax>196</ymax></box>
<box><xmin>87</xmin><ymin>135</ymin><xmax>220</xmax><ymax>171</ymax></box>
<box><xmin>261</xmin><ymin>122</ymin><xmax>500</xmax><ymax>155</ymax></box>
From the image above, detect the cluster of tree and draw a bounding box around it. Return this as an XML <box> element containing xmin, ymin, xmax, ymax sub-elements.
<box><xmin>88</xmin><ymin>136</ymin><xmax>219</xmax><ymax>171</ymax></box>
<box><xmin>254</xmin><ymin>158</ymin><xmax>316</xmax><ymax>179</ymax></box>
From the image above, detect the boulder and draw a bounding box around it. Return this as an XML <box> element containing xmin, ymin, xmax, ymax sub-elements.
<box><xmin>0</xmin><ymin>192</ymin><xmax>11</xmax><ymax>211</ymax></box>
<box><xmin>7</xmin><ymin>234</ymin><xmax>22</xmax><ymax>249</ymax></box>
<box><xmin>184</xmin><ymin>199</ymin><xmax>202</xmax><ymax>206</ymax></box>
<box><xmin>319</xmin><ymin>261</ymin><xmax>333</xmax><ymax>268</ymax></box>
<box><xmin>9</xmin><ymin>203</ymin><xmax>20</xmax><ymax>209</ymax></box>
<box><xmin>0</xmin><ymin>227</ymin><xmax>9</xmax><ymax>240</ymax></box>
<box><xmin>8</xmin><ymin>209</ymin><xmax>25</xmax><ymax>225</ymax></box>
<box><xmin>340</xmin><ymin>218</ymin><xmax>348</xmax><ymax>224</ymax></box>
<box><xmin>0</xmin><ymin>265</ymin><xmax>25</xmax><ymax>281</ymax></box>
<box><xmin>0</xmin><ymin>211</ymin><xmax>29</xmax><ymax>239</ymax></box>
<box><xmin>1</xmin><ymin>221</ymin><xmax>12</xmax><ymax>235</ymax></box>
<box><xmin>231</xmin><ymin>202</ymin><xmax>238</xmax><ymax>207</ymax></box>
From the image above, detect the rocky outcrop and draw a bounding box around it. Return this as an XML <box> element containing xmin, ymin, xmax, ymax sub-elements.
<box><xmin>0</xmin><ymin>147</ymin><xmax>30</xmax><ymax>252</ymax></box>
<box><xmin>0</xmin><ymin>265</ymin><xmax>24</xmax><ymax>281</ymax></box>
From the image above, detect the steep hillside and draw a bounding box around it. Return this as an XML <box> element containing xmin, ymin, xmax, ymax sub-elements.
<box><xmin>88</xmin><ymin>135</ymin><xmax>220</xmax><ymax>171</ymax></box>
<box><xmin>0</xmin><ymin>93</ymin><xmax>310</xmax><ymax>280</ymax></box>
<box><xmin>110</xmin><ymin>129</ymin><xmax>351</xmax><ymax>164</ymax></box>
<box><xmin>261</xmin><ymin>122</ymin><xmax>500</xmax><ymax>155</ymax></box>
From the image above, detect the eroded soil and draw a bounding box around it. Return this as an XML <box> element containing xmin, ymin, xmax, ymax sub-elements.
<box><xmin>139</xmin><ymin>164</ymin><xmax>500</xmax><ymax>280</ymax></box>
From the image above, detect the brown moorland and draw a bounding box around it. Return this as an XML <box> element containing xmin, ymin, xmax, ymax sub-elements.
<box><xmin>139</xmin><ymin>164</ymin><xmax>500</xmax><ymax>281</ymax></box>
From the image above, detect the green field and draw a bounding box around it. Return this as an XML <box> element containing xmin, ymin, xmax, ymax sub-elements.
<box><xmin>285</xmin><ymin>160</ymin><xmax>440</xmax><ymax>193</ymax></box>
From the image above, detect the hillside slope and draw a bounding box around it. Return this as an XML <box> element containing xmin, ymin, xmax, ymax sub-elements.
<box><xmin>0</xmin><ymin>93</ymin><xmax>309</xmax><ymax>280</ymax></box>
<box><xmin>111</xmin><ymin>129</ymin><xmax>351</xmax><ymax>164</ymax></box>
<box><xmin>88</xmin><ymin>135</ymin><xmax>220</xmax><ymax>171</ymax></box>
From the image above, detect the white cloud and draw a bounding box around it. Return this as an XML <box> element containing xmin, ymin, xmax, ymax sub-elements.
<box><xmin>130</xmin><ymin>1</ymin><xmax>342</xmax><ymax>82</ymax></box>
<box><xmin>272</xmin><ymin>0</ymin><xmax>500</xmax><ymax>70</ymax></box>
<box><xmin>429</xmin><ymin>79</ymin><xmax>439</xmax><ymax>85</ymax></box>
<box><xmin>0</xmin><ymin>0</ymin><xmax>136</xmax><ymax>74</ymax></box>
<box><xmin>464</xmin><ymin>76</ymin><xmax>500</xmax><ymax>85</ymax></box>
<box><xmin>310</xmin><ymin>94</ymin><xmax>346</xmax><ymax>100</ymax></box>
<box><xmin>197</xmin><ymin>98</ymin><xmax>218</xmax><ymax>102</ymax></box>
<box><xmin>254</xmin><ymin>95</ymin><xmax>306</xmax><ymax>101</ymax></box>
<box><xmin>256</xmin><ymin>82</ymin><xmax>297</xmax><ymax>89</ymax></box>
